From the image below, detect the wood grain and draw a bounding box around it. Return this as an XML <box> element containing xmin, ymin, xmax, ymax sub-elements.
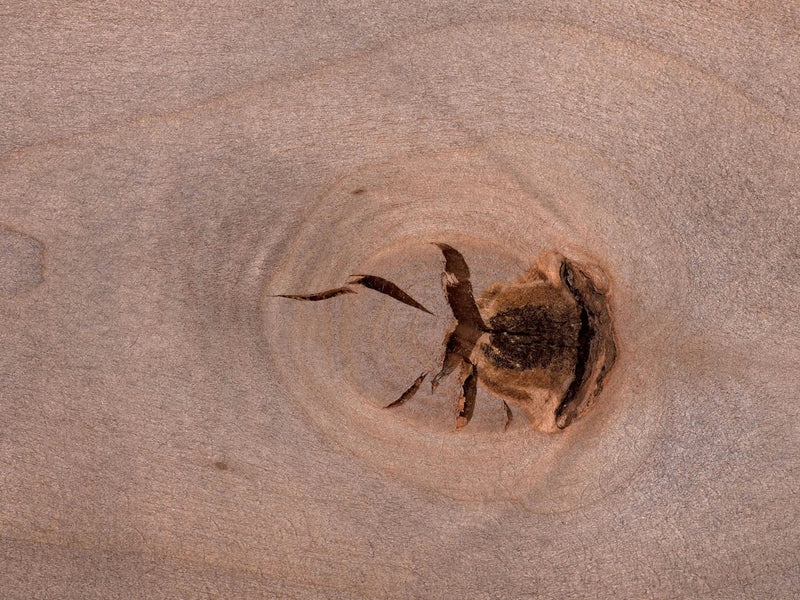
<box><xmin>1</xmin><ymin>3</ymin><xmax>798</xmax><ymax>598</ymax></box>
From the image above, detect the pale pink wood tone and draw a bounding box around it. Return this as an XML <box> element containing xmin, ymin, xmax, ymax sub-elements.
<box><xmin>1</xmin><ymin>3</ymin><xmax>797</xmax><ymax>598</ymax></box>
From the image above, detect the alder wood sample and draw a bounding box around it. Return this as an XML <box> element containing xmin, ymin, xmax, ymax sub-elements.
<box><xmin>1</xmin><ymin>3</ymin><xmax>798</xmax><ymax>599</ymax></box>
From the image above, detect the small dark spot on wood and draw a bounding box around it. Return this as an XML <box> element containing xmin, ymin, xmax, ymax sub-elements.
<box><xmin>352</xmin><ymin>188</ymin><xmax>366</xmax><ymax>195</ymax></box>
<box><xmin>213</xmin><ymin>461</ymin><xmax>229</xmax><ymax>471</ymax></box>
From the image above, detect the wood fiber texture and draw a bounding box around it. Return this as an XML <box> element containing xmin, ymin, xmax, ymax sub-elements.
<box><xmin>1</xmin><ymin>3</ymin><xmax>798</xmax><ymax>599</ymax></box>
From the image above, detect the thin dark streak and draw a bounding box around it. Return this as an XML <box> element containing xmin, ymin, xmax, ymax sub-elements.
<box><xmin>271</xmin><ymin>287</ymin><xmax>356</xmax><ymax>301</ymax></box>
<box><xmin>456</xmin><ymin>362</ymin><xmax>478</xmax><ymax>429</ymax></box>
<box><xmin>385</xmin><ymin>372</ymin><xmax>427</xmax><ymax>409</ymax></box>
<box><xmin>560</xmin><ymin>260</ymin><xmax>579</xmax><ymax>296</ymax></box>
<box><xmin>555</xmin><ymin>305</ymin><xmax>593</xmax><ymax>429</ymax></box>
<box><xmin>502</xmin><ymin>400</ymin><xmax>513</xmax><ymax>432</ymax></box>
<box><xmin>349</xmin><ymin>275</ymin><xmax>433</xmax><ymax>315</ymax></box>
<box><xmin>555</xmin><ymin>259</ymin><xmax>614</xmax><ymax>429</ymax></box>
<box><xmin>594</xmin><ymin>339</ymin><xmax>617</xmax><ymax>393</ymax></box>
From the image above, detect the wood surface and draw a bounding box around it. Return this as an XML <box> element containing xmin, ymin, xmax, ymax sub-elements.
<box><xmin>1</xmin><ymin>3</ymin><xmax>798</xmax><ymax>598</ymax></box>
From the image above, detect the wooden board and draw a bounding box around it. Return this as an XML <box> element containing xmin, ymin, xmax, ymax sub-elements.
<box><xmin>1</xmin><ymin>3</ymin><xmax>798</xmax><ymax>598</ymax></box>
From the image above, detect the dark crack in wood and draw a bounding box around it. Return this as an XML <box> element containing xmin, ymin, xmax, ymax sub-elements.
<box><xmin>271</xmin><ymin>287</ymin><xmax>356</xmax><ymax>301</ymax></box>
<box><xmin>432</xmin><ymin>323</ymin><xmax>482</xmax><ymax>390</ymax></box>
<box><xmin>349</xmin><ymin>274</ymin><xmax>433</xmax><ymax>315</ymax></box>
<box><xmin>456</xmin><ymin>362</ymin><xmax>478</xmax><ymax>430</ymax></box>
<box><xmin>555</xmin><ymin>304</ymin><xmax>593</xmax><ymax>429</ymax></box>
<box><xmin>385</xmin><ymin>372</ymin><xmax>428</xmax><ymax>409</ymax></box>
<box><xmin>502</xmin><ymin>400</ymin><xmax>513</xmax><ymax>431</ymax></box>
<box><xmin>555</xmin><ymin>260</ymin><xmax>599</xmax><ymax>429</ymax></box>
<box><xmin>432</xmin><ymin>243</ymin><xmax>486</xmax><ymax>329</ymax></box>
